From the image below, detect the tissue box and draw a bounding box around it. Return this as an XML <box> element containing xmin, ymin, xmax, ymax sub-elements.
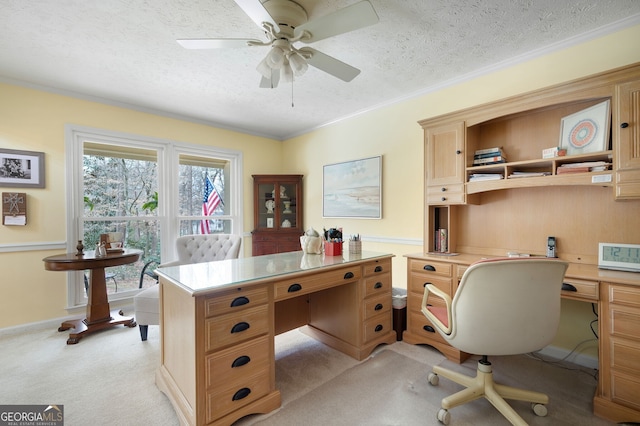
<box><xmin>542</xmin><ymin>147</ymin><xmax>567</xmax><ymax>158</ymax></box>
<box><xmin>324</xmin><ymin>241</ymin><xmax>343</xmax><ymax>256</ymax></box>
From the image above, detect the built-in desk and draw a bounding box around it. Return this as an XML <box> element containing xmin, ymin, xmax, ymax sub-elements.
<box><xmin>155</xmin><ymin>250</ymin><xmax>396</xmax><ymax>426</ymax></box>
<box><xmin>404</xmin><ymin>253</ymin><xmax>640</xmax><ymax>423</ymax></box>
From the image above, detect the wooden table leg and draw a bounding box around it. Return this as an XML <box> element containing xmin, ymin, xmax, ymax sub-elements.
<box><xmin>58</xmin><ymin>267</ymin><xmax>136</xmax><ymax>344</ymax></box>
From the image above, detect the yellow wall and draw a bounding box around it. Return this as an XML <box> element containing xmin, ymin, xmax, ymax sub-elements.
<box><xmin>0</xmin><ymin>85</ymin><xmax>283</xmax><ymax>326</ymax></box>
<box><xmin>283</xmin><ymin>23</ymin><xmax>640</xmax><ymax>360</ymax></box>
<box><xmin>1</xmin><ymin>24</ymin><xmax>639</xmax><ymax>362</ymax></box>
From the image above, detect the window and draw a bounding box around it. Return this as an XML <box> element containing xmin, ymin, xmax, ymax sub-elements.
<box><xmin>65</xmin><ymin>125</ymin><xmax>243</xmax><ymax>308</ymax></box>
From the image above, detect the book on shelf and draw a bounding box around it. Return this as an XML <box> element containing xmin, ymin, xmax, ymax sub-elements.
<box><xmin>468</xmin><ymin>173</ymin><xmax>504</xmax><ymax>182</ymax></box>
<box><xmin>472</xmin><ymin>156</ymin><xmax>507</xmax><ymax>165</ymax></box>
<box><xmin>508</xmin><ymin>171</ymin><xmax>551</xmax><ymax>178</ymax></box>
<box><xmin>556</xmin><ymin>161</ymin><xmax>611</xmax><ymax>174</ymax></box>
<box><xmin>474</xmin><ymin>148</ymin><xmax>506</xmax><ymax>159</ymax></box>
<box><xmin>434</xmin><ymin>228</ymin><xmax>448</xmax><ymax>253</ymax></box>
<box><xmin>474</xmin><ymin>146</ymin><xmax>503</xmax><ymax>155</ymax></box>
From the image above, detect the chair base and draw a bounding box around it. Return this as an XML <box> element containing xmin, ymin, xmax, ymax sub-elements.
<box><xmin>430</xmin><ymin>360</ymin><xmax>548</xmax><ymax>426</ymax></box>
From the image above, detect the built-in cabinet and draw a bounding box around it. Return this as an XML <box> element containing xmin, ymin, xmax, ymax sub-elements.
<box><xmin>615</xmin><ymin>80</ymin><xmax>640</xmax><ymax>199</ymax></box>
<box><xmin>596</xmin><ymin>282</ymin><xmax>640</xmax><ymax>421</ymax></box>
<box><xmin>420</xmin><ymin>63</ymin><xmax>640</xmax><ymax>255</ymax></box>
<box><xmin>252</xmin><ymin>174</ymin><xmax>303</xmax><ymax>256</ymax></box>
<box><xmin>411</xmin><ymin>62</ymin><xmax>640</xmax><ymax>423</ymax></box>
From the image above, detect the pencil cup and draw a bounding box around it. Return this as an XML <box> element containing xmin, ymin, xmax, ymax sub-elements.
<box><xmin>349</xmin><ymin>240</ymin><xmax>361</xmax><ymax>254</ymax></box>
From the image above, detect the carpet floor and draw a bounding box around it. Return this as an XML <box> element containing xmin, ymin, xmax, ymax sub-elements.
<box><xmin>0</xmin><ymin>319</ymin><xmax>614</xmax><ymax>426</ymax></box>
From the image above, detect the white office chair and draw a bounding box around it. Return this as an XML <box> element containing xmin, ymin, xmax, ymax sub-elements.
<box><xmin>133</xmin><ymin>234</ymin><xmax>242</xmax><ymax>340</ymax></box>
<box><xmin>421</xmin><ymin>258</ymin><xmax>568</xmax><ymax>426</ymax></box>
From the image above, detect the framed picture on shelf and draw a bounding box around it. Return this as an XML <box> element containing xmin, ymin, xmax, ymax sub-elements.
<box><xmin>559</xmin><ymin>100</ymin><xmax>610</xmax><ymax>155</ymax></box>
<box><xmin>0</xmin><ymin>148</ymin><xmax>45</xmax><ymax>188</ymax></box>
<box><xmin>323</xmin><ymin>155</ymin><xmax>382</xmax><ymax>219</ymax></box>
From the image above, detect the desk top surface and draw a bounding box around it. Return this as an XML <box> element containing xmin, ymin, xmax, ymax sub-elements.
<box><xmin>156</xmin><ymin>250</ymin><xmax>393</xmax><ymax>294</ymax></box>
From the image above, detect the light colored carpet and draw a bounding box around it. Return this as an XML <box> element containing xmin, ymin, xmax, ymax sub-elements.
<box><xmin>0</xmin><ymin>317</ymin><xmax>614</xmax><ymax>426</ymax></box>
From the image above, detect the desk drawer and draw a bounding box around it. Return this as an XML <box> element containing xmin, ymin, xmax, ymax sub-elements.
<box><xmin>205</xmin><ymin>304</ymin><xmax>269</xmax><ymax>352</ymax></box>
<box><xmin>408</xmin><ymin>273</ymin><xmax>452</xmax><ymax>299</ymax></box>
<box><xmin>408</xmin><ymin>259</ymin><xmax>452</xmax><ymax>277</ymax></box>
<box><xmin>611</xmin><ymin>370</ymin><xmax>640</xmax><ymax>411</ymax></box>
<box><xmin>363</xmin><ymin>259</ymin><xmax>392</xmax><ymax>276</ymax></box>
<box><xmin>561</xmin><ymin>278</ymin><xmax>598</xmax><ymax>302</ymax></box>
<box><xmin>363</xmin><ymin>313</ymin><xmax>392</xmax><ymax>344</ymax></box>
<box><xmin>408</xmin><ymin>309</ymin><xmax>448</xmax><ymax>345</ymax></box>
<box><xmin>361</xmin><ymin>273</ymin><xmax>391</xmax><ymax>298</ymax></box>
<box><xmin>206</xmin><ymin>369</ymin><xmax>270</xmax><ymax>423</ymax></box>
<box><xmin>206</xmin><ymin>335</ymin><xmax>270</xmax><ymax>389</ymax></box>
<box><xmin>363</xmin><ymin>294</ymin><xmax>391</xmax><ymax>320</ymax></box>
<box><xmin>274</xmin><ymin>266</ymin><xmax>361</xmax><ymax>301</ymax></box>
<box><xmin>204</xmin><ymin>286</ymin><xmax>269</xmax><ymax>318</ymax></box>
<box><xmin>609</xmin><ymin>305</ymin><xmax>640</xmax><ymax>341</ymax></box>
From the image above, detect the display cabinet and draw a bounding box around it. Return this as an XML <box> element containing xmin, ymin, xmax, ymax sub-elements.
<box><xmin>252</xmin><ymin>174</ymin><xmax>303</xmax><ymax>256</ymax></box>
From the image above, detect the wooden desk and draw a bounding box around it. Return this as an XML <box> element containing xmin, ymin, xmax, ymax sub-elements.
<box><xmin>404</xmin><ymin>252</ymin><xmax>640</xmax><ymax>423</ymax></box>
<box><xmin>155</xmin><ymin>250</ymin><xmax>396</xmax><ymax>426</ymax></box>
<box><xmin>43</xmin><ymin>249</ymin><xmax>141</xmax><ymax>344</ymax></box>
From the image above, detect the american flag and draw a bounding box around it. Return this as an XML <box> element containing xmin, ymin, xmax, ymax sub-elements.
<box><xmin>200</xmin><ymin>175</ymin><xmax>223</xmax><ymax>234</ymax></box>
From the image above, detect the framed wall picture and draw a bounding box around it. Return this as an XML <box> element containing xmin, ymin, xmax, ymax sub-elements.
<box><xmin>323</xmin><ymin>155</ymin><xmax>382</xmax><ymax>219</ymax></box>
<box><xmin>0</xmin><ymin>148</ymin><xmax>45</xmax><ymax>188</ymax></box>
<box><xmin>559</xmin><ymin>100</ymin><xmax>611</xmax><ymax>155</ymax></box>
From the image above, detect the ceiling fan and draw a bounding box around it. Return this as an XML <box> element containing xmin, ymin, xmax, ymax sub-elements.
<box><xmin>177</xmin><ymin>0</ymin><xmax>379</xmax><ymax>88</ymax></box>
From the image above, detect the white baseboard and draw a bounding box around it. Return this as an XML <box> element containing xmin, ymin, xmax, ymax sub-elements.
<box><xmin>536</xmin><ymin>345</ymin><xmax>598</xmax><ymax>370</ymax></box>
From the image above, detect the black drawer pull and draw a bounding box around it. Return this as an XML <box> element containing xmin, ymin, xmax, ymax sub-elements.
<box><xmin>374</xmin><ymin>303</ymin><xmax>383</xmax><ymax>311</ymax></box>
<box><xmin>374</xmin><ymin>266</ymin><xmax>383</xmax><ymax>272</ymax></box>
<box><xmin>621</xmin><ymin>122</ymin><xmax>629</xmax><ymax>128</ymax></box>
<box><xmin>561</xmin><ymin>282</ymin><xmax>577</xmax><ymax>292</ymax></box>
<box><xmin>232</xmin><ymin>387</ymin><xmax>251</xmax><ymax>401</ymax></box>
<box><xmin>344</xmin><ymin>272</ymin><xmax>355</xmax><ymax>279</ymax></box>
<box><xmin>230</xmin><ymin>296</ymin><xmax>249</xmax><ymax>307</ymax></box>
<box><xmin>374</xmin><ymin>282</ymin><xmax>383</xmax><ymax>289</ymax></box>
<box><xmin>231</xmin><ymin>355</ymin><xmax>251</xmax><ymax>368</ymax></box>
<box><xmin>231</xmin><ymin>322</ymin><xmax>250</xmax><ymax>334</ymax></box>
<box><xmin>288</xmin><ymin>283</ymin><xmax>302</xmax><ymax>292</ymax></box>
<box><xmin>423</xmin><ymin>325</ymin><xmax>435</xmax><ymax>333</ymax></box>
<box><xmin>375</xmin><ymin>324</ymin><xmax>383</xmax><ymax>332</ymax></box>
<box><xmin>423</xmin><ymin>282</ymin><xmax>431</xmax><ymax>288</ymax></box>
<box><xmin>423</xmin><ymin>265</ymin><xmax>436</xmax><ymax>271</ymax></box>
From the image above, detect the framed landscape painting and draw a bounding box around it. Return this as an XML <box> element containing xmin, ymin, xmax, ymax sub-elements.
<box><xmin>323</xmin><ymin>156</ymin><xmax>381</xmax><ymax>219</ymax></box>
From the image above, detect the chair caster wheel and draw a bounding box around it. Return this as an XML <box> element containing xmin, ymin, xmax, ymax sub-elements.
<box><xmin>428</xmin><ymin>372</ymin><xmax>439</xmax><ymax>386</ymax></box>
<box><xmin>532</xmin><ymin>403</ymin><xmax>548</xmax><ymax>417</ymax></box>
<box><xmin>437</xmin><ymin>408</ymin><xmax>451</xmax><ymax>425</ymax></box>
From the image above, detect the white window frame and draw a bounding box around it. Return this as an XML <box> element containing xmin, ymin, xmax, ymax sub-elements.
<box><xmin>64</xmin><ymin>124</ymin><xmax>243</xmax><ymax>308</ymax></box>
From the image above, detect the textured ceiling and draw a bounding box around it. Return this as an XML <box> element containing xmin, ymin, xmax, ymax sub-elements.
<box><xmin>2</xmin><ymin>1</ymin><xmax>640</xmax><ymax>140</ymax></box>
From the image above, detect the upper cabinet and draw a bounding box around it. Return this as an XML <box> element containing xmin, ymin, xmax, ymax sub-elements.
<box><xmin>424</xmin><ymin>121</ymin><xmax>466</xmax><ymax>204</ymax></box>
<box><xmin>615</xmin><ymin>80</ymin><xmax>640</xmax><ymax>199</ymax></box>
<box><xmin>419</xmin><ymin>62</ymin><xmax>640</xmax><ymax>255</ymax></box>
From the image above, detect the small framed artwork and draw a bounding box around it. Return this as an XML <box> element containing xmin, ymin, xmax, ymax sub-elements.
<box><xmin>266</xmin><ymin>217</ymin><xmax>274</xmax><ymax>228</ymax></box>
<box><xmin>0</xmin><ymin>148</ymin><xmax>45</xmax><ymax>188</ymax></box>
<box><xmin>559</xmin><ymin>100</ymin><xmax>611</xmax><ymax>155</ymax></box>
<box><xmin>323</xmin><ymin>155</ymin><xmax>382</xmax><ymax>219</ymax></box>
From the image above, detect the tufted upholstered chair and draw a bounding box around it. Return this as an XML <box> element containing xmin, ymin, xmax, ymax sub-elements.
<box><xmin>133</xmin><ymin>234</ymin><xmax>242</xmax><ymax>341</ymax></box>
<box><xmin>421</xmin><ymin>258</ymin><xmax>568</xmax><ymax>426</ymax></box>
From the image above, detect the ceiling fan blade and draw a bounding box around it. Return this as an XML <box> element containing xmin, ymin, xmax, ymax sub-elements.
<box><xmin>177</xmin><ymin>38</ymin><xmax>260</xmax><ymax>49</ymax></box>
<box><xmin>294</xmin><ymin>0</ymin><xmax>379</xmax><ymax>43</ymax></box>
<box><xmin>259</xmin><ymin>69</ymin><xmax>280</xmax><ymax>89</ymax></box>
<box><xmin>234</xmin><ymin>0</ymin><xmax>279</xmax><ymax>32</ymax></box>
<box><xmin>300</xmin><ymin>48</ymin><xmax>360</xmax><ymax>82</ymax></box>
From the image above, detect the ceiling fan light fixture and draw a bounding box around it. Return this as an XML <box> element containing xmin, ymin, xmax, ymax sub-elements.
<box><xmin>265</xmin><ymin>46</ymin><xmax>285</xmax><ymax>69</ymax></box>
<box><xmin>288</xmin><ymin>51</ymin><xmax>308</xmax><ymax>77</ymax></box>
<box><xmin>281</xmin><ymin>60</ymin><xmax>294</xmax><ymax>83</ymax></box>
<box><xmin>256</xmin><ymin>56</ymin><xmax>273</xmax><ymax>79</ymax></box>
